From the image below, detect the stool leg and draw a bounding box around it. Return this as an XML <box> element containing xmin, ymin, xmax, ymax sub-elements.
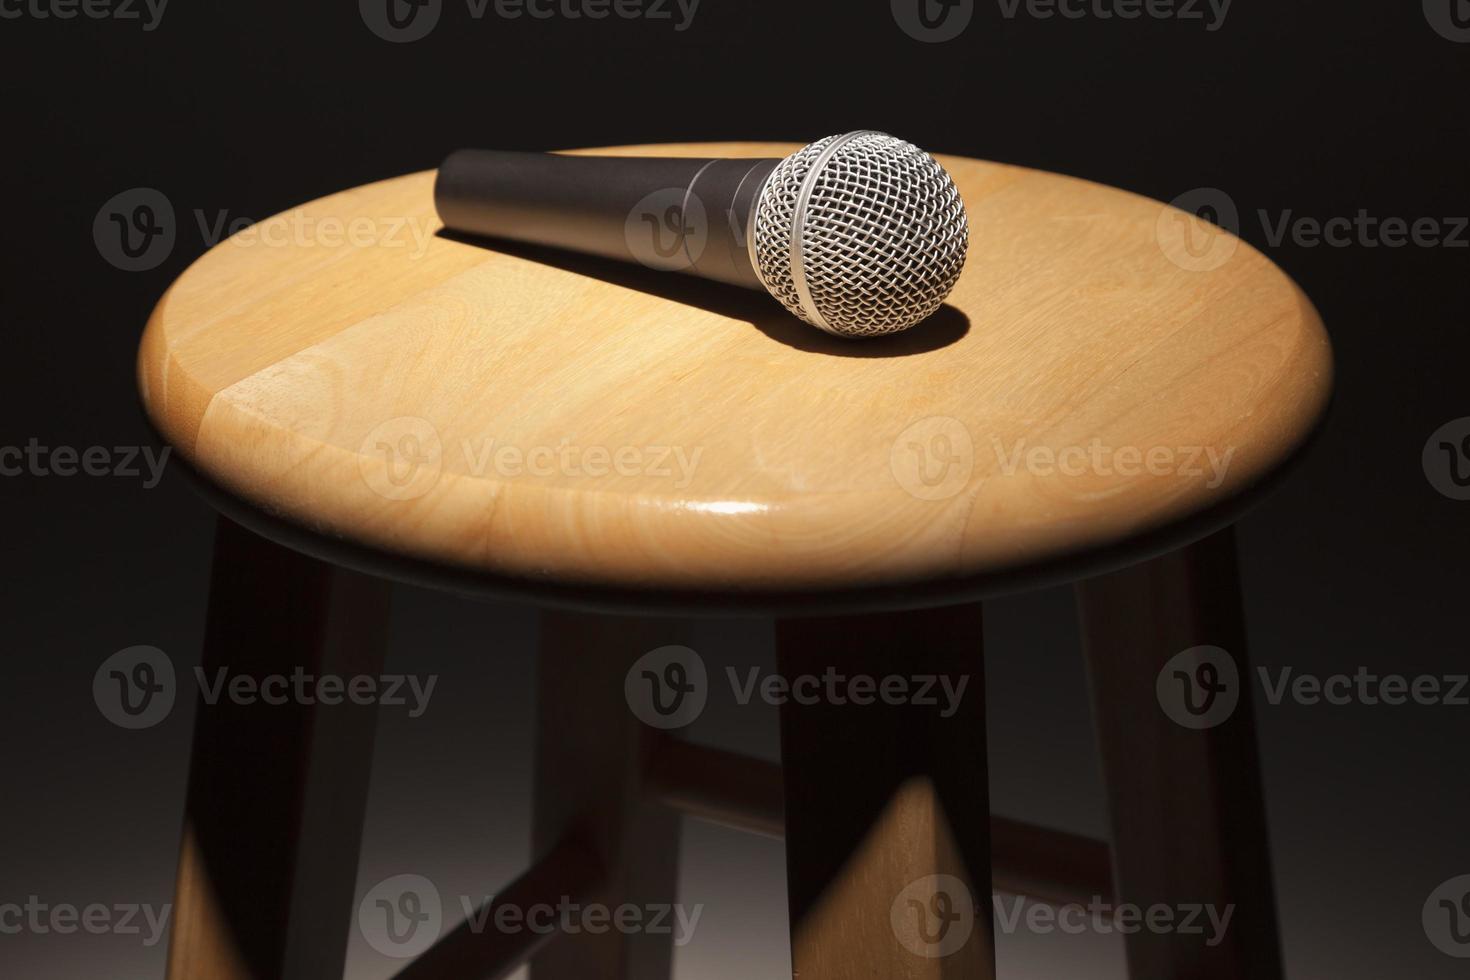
<box><xmin>167</xmin><ymin>517</ymin><xmax>391</xmax><ymax>979</ymax></box>
<box><xmin>529</xmin><ymin>611</ymin><xmax>688</xmax><ymax>980</ymax></box>
<box><xmin>1076</xmin><ymin>528</ymin><xmax>1283</xmax><ymax>980</ymax></box>
<box><xmin>776</xmin><ymin>603</ymin><xmax>995</xmax><ymax>980</ymax></box>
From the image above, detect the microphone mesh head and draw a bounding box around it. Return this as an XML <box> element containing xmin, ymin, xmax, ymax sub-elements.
<box><xmin>751</xmin><ymin>132</ymin><xmax>969</xmax><ymax>337</ymax></box>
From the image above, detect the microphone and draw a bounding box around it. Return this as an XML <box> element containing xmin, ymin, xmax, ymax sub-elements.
<box><xmin>434</xmin><ymin>131</ymin><xmax>969</xmax><ymax>338</ymax></box>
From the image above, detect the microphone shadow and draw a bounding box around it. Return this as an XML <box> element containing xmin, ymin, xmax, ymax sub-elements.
<box><xmin>435</xmin><ymin>230</ymin><xmax>969</xmax><ymax>357</ymax></box>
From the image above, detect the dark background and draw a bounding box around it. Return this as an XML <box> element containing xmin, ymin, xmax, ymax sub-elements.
<box><xmin>2</xmin><ymin>1</ymin><xmax>1467</xmax><ymax>977</ymax></box>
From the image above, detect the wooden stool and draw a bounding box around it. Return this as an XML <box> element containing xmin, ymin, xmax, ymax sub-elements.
<box><xmin>138</xmin><ymin>143</ymin><xmax>1332</xmax><ymax>980</ymax></box>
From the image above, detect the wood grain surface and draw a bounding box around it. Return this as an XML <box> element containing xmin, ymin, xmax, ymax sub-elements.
<box><xmin>137</xmin><ymin>142</ymin><xmax>1332</xmax><ymax>595</ymax></box>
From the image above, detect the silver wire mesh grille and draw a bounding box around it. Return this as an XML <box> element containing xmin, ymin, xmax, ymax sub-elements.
<box><xmin>752</xmin><ymin>132</ymin><xmax>969</xmax><ymax>337</ymax></box>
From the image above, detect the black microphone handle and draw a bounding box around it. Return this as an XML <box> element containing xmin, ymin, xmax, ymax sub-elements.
<box><xmin>434</xmin><ymin>150</ymin><xmax>780</xmax><ymax>290</ymax></box>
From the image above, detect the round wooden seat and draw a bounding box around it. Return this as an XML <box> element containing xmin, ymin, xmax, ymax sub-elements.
<box><xmin>138</xmin><ymin>142</ymin><xmax>1331</xmax><ymax>602</ymax></box>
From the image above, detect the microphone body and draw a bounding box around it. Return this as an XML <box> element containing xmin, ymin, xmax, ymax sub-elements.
<box><xmin>433</xmin><ymin>133</ymin><xmax>970</xmax><ymax>338</ymax></box>
<box><xmin>435</xmin><ymin>150</ymin><xmax>777</xmax><ymax>290</ymax></box>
